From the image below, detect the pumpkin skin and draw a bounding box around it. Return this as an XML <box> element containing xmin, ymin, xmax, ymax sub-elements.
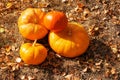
<box><xmin>49</xmin><ymin>22</ymin><xmax>89</xmax><ymax>58</ymax></box>
<box><xmin>20</xmin><ymin>43</ymin><xmax>47</xmax><ymax>65</ymax></box>
<box><xmin>43</xmin><ymin>11</ymin><xmax>68</xmax><ymax>32</ymax></box>
<box><xmin>18</xmin><ymin>8</ymin><xmax>48</xmax><ymax>40</ymax></box>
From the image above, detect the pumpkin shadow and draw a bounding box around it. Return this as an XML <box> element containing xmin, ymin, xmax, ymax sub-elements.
<box><xmin>37</xmin><ymin>38</ymin><xmax>115</xmax><ymax>79</ymax></box>
<box><xmin>79</xmin><ymin>39</ymin><xmax>114</xmax><ymax>63</ymax></box>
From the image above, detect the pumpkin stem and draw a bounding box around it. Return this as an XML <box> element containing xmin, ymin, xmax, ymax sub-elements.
<box><xmin>32</xmin><ymin>39</ymin><xmax>37</xmax><ymax>46</ymax></box>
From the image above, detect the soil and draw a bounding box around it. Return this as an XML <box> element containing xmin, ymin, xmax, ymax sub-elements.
<box><xmin>0</xmin><ymin>0</ymin><xmax>120</xmax><ymax>80</ymax></box>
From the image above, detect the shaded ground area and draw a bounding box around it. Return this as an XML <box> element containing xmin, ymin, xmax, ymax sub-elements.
<box><xmin>0</xmin><ymin>0</ymin><xmax>120</xmax><ymax>80</ymax></box>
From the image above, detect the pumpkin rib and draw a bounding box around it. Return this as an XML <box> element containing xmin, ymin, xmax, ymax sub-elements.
<box><xmin>32</xmin><ymin>9</ymin><xmax>41</xmax><ymax>24</ymax></box>
<box><xmin>68</xmin><ymin>40</ymin><xmax>78</xmax><ymax>57</ymax></box>
<box><xmin>31</xmin><ymin>47</ymin><xmax>35</xmax><ymax>64</ymax></box>
<box><xmin>63</xmin><ymin>39</ymin><xmax>71</xmax><ymax>56</ymax></box>
<box><xmin>20</xmin><ymin>44</ymin><xmax>32</xmax><ymax>63</ymax></box>
<box><xmin>33</xmin><ymin>44</ymin><xmax>45</xmax><ymax>64</ymax></box>
<box><xmin>52</xmin><ymin>37</ymin><xmax>61</xmax><ymax>52</ymax></box>
<box><xmin>28</xmin><ymin>47</ymin><xmax>35</xmax><ymax>64</ymax></box>
<box><xmin>57</xmin><ymin>38</ymin><xmax>65</xmax><ymax>53</ymax></box>
<box><xmin>32</xmin><ymin>45</ymin><xmax>38</xmax><ymax>64</ymax></box>
<box><xmin>34</xmin><ymin>9</ymin><xmax>45</xmax><ymax>25</ymax></box>
<box><xmin>49</xmin><ymin>32</ymin><xmax>59</xmax><ymax>48</ymax></box>
<box><xmin>38</xmin><ymin>44</ymin><xmax>47</xmax><ymax>63</ymax></box>
<box><xmin>49</xmin><ymin>32</ymin><xmax>62</xmax><ymax>53</ymax></box>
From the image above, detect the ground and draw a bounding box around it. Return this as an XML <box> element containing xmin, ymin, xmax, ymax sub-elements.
<box><xmin>0</xmin><ymin>0</ymin><xmax>120</xmax><ymax>80</ymax></box>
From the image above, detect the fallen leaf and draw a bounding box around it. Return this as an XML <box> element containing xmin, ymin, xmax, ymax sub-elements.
<box><xmin>82</xmin><ymin>67</ymin><xmax>88</xmax><ymax>72</ymax></box>
<box><xmin>105</xmin><ymin>69</ymin><xmax>110</xmax><ymax>78</ymax></box>
<box><xmin>62</xmin><ymin>0</ymin><xmax>68</xmax><ymax>3</ymax></box>
<box><xmin>110</xmin><ymin>45</ymin><xmax>118</xmax><ymax>53</ymax></box>
<box><xmin>38</xmin><ymin>2</ymin><xmax>49</xmax><ymax>8</ymax></box>
<box><xmin>83</xmin><ymin>8</ymin><xmax>90</xmax><ymax>17</ymax></box>
<box><xmin>5</xmin><ymin>45</ymin><xmax>11</xmax><ymax>52</ymax></box>
<box><xmin>112</xmin><ymin>47</ymin><xmax>118</xmax><ymax>54</ymax></box>
<box><xmin>77</xmin><ymin>2</ymin><xmax>84</xmax><ymax>8</ymax></box>
<box><xmin>4</xmin><ymin>56</ymin><xmax>10</xmax><ymax>62</ymax></box>
<box><xmin>61</xmin><ymin>72</ymin><xmax>66</xmax><ymax>76</ymax></box>
<box><xmin>11</xmin><ymin>45</ymin><xmax>16</xmax><ymax>51</ymax></box>
<box><xmin>1</xmin><ymin>66</ymin><xmax>8</xmax><ymax>70</ymax></box>
<box><xmin>0</xmin><ymin>27</ymin><xmax>5</xmax><ymax>33</ymax></box>
<box><xmin>55</xmin><ymin>53</ymin><xmax>62</xmax><ymax>58</ymax></box>
<box><xmin>90</xmin><ymin>66</ymin><xmax>96</xmax><ymax>72</ymax></box>
<box><xmin>6</xmin><ymin>2</ymin><xmax>13</xmax><ymax>9</ymax></box>
<box><xmin>111</xmin><ymin>67</ymin><xmax>116</xmax><ymax>75</ymax></box>
<box><xmin>19</xmin><ymin>75</ymin><xmax>26</xmax><ymax>80</ymax></box>
<box><xmin>95</xmin><ymin>60</ymin><xmax>103</xmax><ymax>66</ymax></box>
<box><xmin>7</xmin><ymin>62</ymin><xmax>16</xmax><ymax>66</ymax></box>
<box><xmin>65</xmin><ymin>74</ymin><xmax>73</xmax><ymax>80</ymax></box>
<box><xmin>16</xmin><ymin>57</ymin><xmax>22</xmax><ymax>63</ymax></box>
<box><xmin>27</xmin><ymin>75</ymin><xmax>35</xmax><ymax>80</ymax></box>
<box><xmin>33</xmin><ymin>68</ymin><xmax>39</xmax><ymax>73</ymax></box>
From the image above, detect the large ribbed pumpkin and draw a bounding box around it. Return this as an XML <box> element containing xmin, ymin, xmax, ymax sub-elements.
<box><xmin>18</xmin><ymin>8</ymin><xmax>48</xmax><ymax>40</ymax></box>
<box><xmin>49</xmin><ymin>22</ymin><xmax>89</xmax><ymax>58</ymax></box>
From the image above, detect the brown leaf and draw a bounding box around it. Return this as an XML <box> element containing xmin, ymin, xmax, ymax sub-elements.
<box><xmin>5</xmin><ymin>45</ymin><xmax>11</xmax><ymax>52</ymax></box>
<box><xmin>111</xmin><ymin>67</ymin><xmax>116</xmax><ymax>75</ymax></box>
<box><xmin>15</xmin><ymin>57</ymin><xmax>22</xmax><ymax>63</ymax></box>
<box><xmin>82</xmin><ymin>67</ymin><xmax>88</xmax><ymax>72</ymax></box>
<box><xmin>4</xmin><ymin>56</ymin><xmax>10</xmax><ymax>62</ymax></box>
<box><xmin>38</xmin><ymin>2</ymin><xmax>49</xmax><ymax>8</ymax></box>
<box><xmin>55</xmin><ymin>53</ymin><xmax>62</xmax><ymax>58</ymax></box>
<box><xmin>105</xmin><ymin>69</ymin><xmax>110</xmax><ymax>78</ymax></box>
<box><xmin>65</xmin><ymin>74</ymin><xmax>73</xmax><ymax>80</ymax></box>
<box><xmin>95</xmin><ymin>60</ymin><xmax>103</xmax><ymax>66</ymax></box>
<box><xmin>1</xmin><ymin>66</ymin><xmax>8</xmax><ymax>70</ymax></box>
<box><xmin>77</xmin><ymin>3</ymin><xmax>84</xmax><ymax>8</ymax></box>
<box><xmin>33</xmin><ymin>68</ymin><xmax>39</xmax><ymax>73</ymax></box>
<box><xmin>19</xmin><ymin>75</ymin><xmax>26</xmax><ymax>80</ymax></box>
<box><xmin>27</xmin><ymin>75</ymin><xmax>35</xmax><ymax>80</ymax></box>
<box><xmin>111</xmin><ymin>47</ymin><xmax>118</xmax><ymax>54</ymax></box>
<box><xmin>0</xmin><ymin>27</ymin><xmax>5</xmax><ymax>33</ymax></box>
<box><xmin>7</xmin><ymin>62</ymin><xmax>16</xmax><ymax>66</ymax></box>
<box><xmin>6</xmin><ymin>2</ymin><xmax>13</xmax><ymax>9</ymax></box>
<box><xmin>90</xmin><ymin>66</ymin><xmax>96</xmax><ymax>72</ymax></box>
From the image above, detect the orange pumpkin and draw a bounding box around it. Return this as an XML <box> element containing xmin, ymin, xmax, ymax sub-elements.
<box><xmin>43</xmin><ymin>11</ymin><xmax>68</xmax><ymax>32</ymax></box>
<box><xmin>49</xmin><ymin>22</ymin><xmax>89</xmax><ymax>58</ymax></box>
<box><xmin>18</xmin><ymin>8</ymin><xmax>48</xmax><ymax>40</ymax></box>
<box><xmin>19</xmin><ymin>41</ymin><xmax>47</xmax><ymax>65</ymax></box>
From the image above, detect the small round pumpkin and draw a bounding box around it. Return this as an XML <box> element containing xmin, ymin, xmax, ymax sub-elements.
<box><xmin>19</xmin><ymin>41</ymin><xmax>47</xmax><ymax>65</ymax></box>
<box><xmin>18</xmin><ymin>8</ymin><xmax>48</xmax><ymax>40</ymax></box>
<box><xmin>49</xmin><ymin>22</ymin><xmax>89</xmax><ymax>58</ymax></box>
<box><xmin>43</xmin><ymin>11</ymin><xmax>68</xmax><ymax>32</ymax></box>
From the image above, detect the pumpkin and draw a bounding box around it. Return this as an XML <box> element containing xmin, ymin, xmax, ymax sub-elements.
<box><xmin>43</xmin><ymin>11</ymin><xmax>68</xmax><ymax>32</ymax></box>
<box><xmin>19</xmin><ymin>40</ymin><xmax>47</xmax><ymax>65</ymax></box>
<box><xmin>49</xmin><ymin>22</ymin><xmax>89</xmax><ymax>58</ymax></box>
<box><xmin>18</xmin><ymin>8</ymin><xmax>48</xmax><ymax>40</ymax></box>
